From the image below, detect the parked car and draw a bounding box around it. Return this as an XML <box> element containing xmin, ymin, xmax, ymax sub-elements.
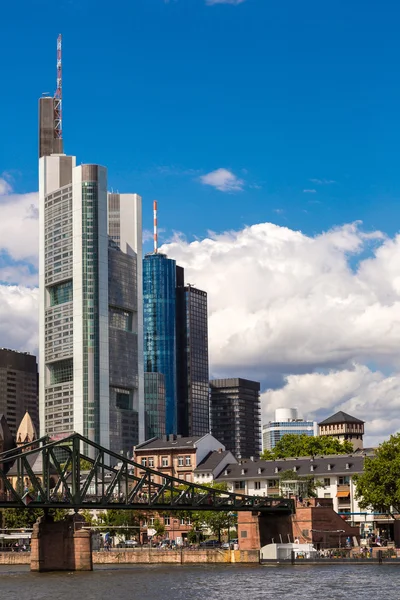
<box><xmin>200</xmin><ymin>539</ymin><xmax>221</xmax><ymax>548</ymax></box>
<box><xmin>125</xmin><ymin>540</ymin><xmax>139</xmax><ymax>547</ymax></box>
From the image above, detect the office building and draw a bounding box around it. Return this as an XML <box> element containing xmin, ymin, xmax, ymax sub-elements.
<box><xmin>144</xmin><ymin>372</ymin><xmax>166</xmax><ymax>440</ymax></box>
<box><xmin>0</xmin><ymin>349</ymin><xmax>39</xmax><ymax>437</ymax></box>
<box><xmin>38</xmin><ymin>93</ymin><xmax>143</xmax><ymax>456</ymax></box>
<box><xmin>210</xmin><ymin>378</ymin><xmax>261</xmax><ymax>459</ymax></box>
<box><xmin>262</xmin><ymin>408</ymin><xmax>318</xmax><ymax>451</ymax></box>
<box><xmin>143</xmin><ymin>252</ymin><xmax>177</xmax><ymax>435</ymax></box>
<box><xmin>319</xmin><ymin>411</ymin><xmax>365</xmax><ymax>450</ymax></box>
<box><xmin>176</xmin><ymin>267</ymin><xmax>209</xmax><ymax>437</ymax></box>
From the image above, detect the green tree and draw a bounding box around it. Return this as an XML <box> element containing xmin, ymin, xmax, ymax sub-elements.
<box><xmin>260</xmin><ymin>434</ymin><xmax>354</xmax><ymax>460</ymax></box>
<box><xmin>153</xmin><ymin>518</ymin><xmax>165</xmax><ymax>537</ymax></box>
<box><xmin>1</xmin><ymin>508</ymin><xmax>69</xmax><ymax>530</ymax></box>
<box><xmin>96</xmin><ymin>509</ymin><xmax>142</xmax><ymax>540</ymax></box>
<box><xmin>354</xmin><ymin>434</ymin><xmax>399</xmax><ymax>515</ymax></box>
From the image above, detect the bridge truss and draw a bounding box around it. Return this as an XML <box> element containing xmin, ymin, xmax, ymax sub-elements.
<box><xmin>0</xmin><ymin>433</ymin><xmax>294</xmax><ymax>514</ymax></box>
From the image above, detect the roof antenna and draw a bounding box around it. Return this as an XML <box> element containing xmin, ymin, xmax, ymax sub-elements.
<box><xmin>153</xmin><ymin>200</ymin><xmax>158</xmax><ymax>253</ymax></box>
<box><xmin>54</xmin><ymin>34</ymin><xmax>62</xmax><ymax>142</ymax></box>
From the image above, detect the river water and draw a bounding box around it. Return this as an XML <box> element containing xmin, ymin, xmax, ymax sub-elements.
<box><xmin>1</xmin><ymin>564</ymin><xmax>400</xmax><ymax>600</ymax></box>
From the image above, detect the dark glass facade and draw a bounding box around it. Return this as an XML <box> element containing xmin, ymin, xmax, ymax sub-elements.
<box><xmin>210</xmin><ymin>378</ymin><xmax>261</xmax><ymax>459</ymax></box>
<box><xmin>0</xmin><ymin>350</ymin><xmax>39</xmax><ymax>437</ymax></box>
<box><xmin>108</xmin><ymin>244</ymin><xmax>139</xmax><ymax>457</ymax></box>
<box><xmin>143</xmin><ymin>253</ymin><xmax>177</xmax><ymax>435</ymax></box>
<box><xmin>176</xmin><ymin>285</ymin><xmax>209</xmax><ymax>437</ymax></box>
<box><xmin>144</xmin><ymin>372</ymin><xmax>166</xmax><ymax>440</ymax></box>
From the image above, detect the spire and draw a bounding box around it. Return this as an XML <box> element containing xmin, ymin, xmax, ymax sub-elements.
<box><xmin>16</xmin><ymin>411</ymin><xmax>37</xmax><ymax>447</ymax></box>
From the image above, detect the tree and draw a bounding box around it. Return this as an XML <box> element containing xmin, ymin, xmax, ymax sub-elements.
<box><xmin>96</xmin><ymin>509</ymin><xmax>142</xmax><ymax>540</ymax></box>
<box><xmin>153</xmin><ymin>518</ymin><xmax>165</xmax><ymax>538</ymax></box>
<box><xmin>0</xmin><ymin>508</ymin><xmax>69</xmax><ymax>530</ymax></box>
<box><xmin>260</xmin><ymin>434</ymin><xmax>354</xmax><ymax>460</ymax></box>
<box><xmin>354</xmin><ymin>435</ymin><xmax>399</xmax><ymax>515</ymax></box>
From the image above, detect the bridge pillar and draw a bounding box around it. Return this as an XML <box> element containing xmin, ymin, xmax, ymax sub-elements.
<box><xmin>238</xmin><ymin>512</ymin><xmax>294</xmax><ymax>550</ymax></box>
<box><xmin>30</xmin><ymin>513</ymin><xmax>92</xmax><ymax>572</ymax></box>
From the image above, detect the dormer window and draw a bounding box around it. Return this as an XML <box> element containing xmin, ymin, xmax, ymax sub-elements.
<box><xmin>274</xmin><ymin>467</ymin><xmax>279</xmax><ymax>474</ymax></box>
<box><xmin>293</xmin><ymin>466</ymin><xmax>297</xmax><ymax>472</ymax></box>
<box><xmin>224</xmin><ymin>469</ymin><xmax>229</xmax><ymax>476</ymax></box>
<box><xmin>310</xmin><ymin>465</ymin><xmax>314</xmax><ymax>472</ymax></box>
<box><xmin>327</xmin><ymin>464</ymin><xmax>332</xmax><ymax>471</ymax></box>
<box><xmin>346</xmin><ymin>463</ymin><xmax>350</xmax><ymax>470</ymax></box>
<box><xmin>241</xmin><ymin>468</ymin><xmax>246</xmax><ymax>476</ymax></box>
<box><xmin>258</xmin><ymin>468</ymin><xmax>262</xmax><ymax>475</ymax></box>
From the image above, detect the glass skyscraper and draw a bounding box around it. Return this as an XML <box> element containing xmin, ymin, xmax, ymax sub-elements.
<box><xmin>262</xmin><ymin>408</ymin><xmax>318</xmax><ymax>451</ymax></box>
<box><xmin>176</xmin><ymin>275</ymin><xmax>209</xmax><ymax>437</ymax></box>
<box><xmin>143</xmin><ymin>253</ymin><xmax>177</xmax><ymax>435</ymax></box>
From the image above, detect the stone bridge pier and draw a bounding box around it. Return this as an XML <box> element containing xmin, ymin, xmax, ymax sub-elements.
<box><xmin>238</xmin><ymin>511</ymin><xmax>293</xmax><ymax>550</ymax></box>
<box><xmin>30</xmin><ymin>513</ymin><xmax>92</xmax><ymax>572</ymax></box>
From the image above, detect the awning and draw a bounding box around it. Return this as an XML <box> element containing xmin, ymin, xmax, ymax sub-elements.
<box><xmin>337</xmin><ymin>491</ymin><xmax>350</xmax><ymax>498</ymax></box>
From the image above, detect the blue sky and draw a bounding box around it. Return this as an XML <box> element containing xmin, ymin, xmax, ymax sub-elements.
<box><xmin>1</xmin><ymin>0</ymin><xmax>400</xmax><ymax>244</ymax></box>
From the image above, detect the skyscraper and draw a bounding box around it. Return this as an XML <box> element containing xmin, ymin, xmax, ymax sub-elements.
<box><xmin>38</xmin><ymin>48</ymin><xmax>144</xmax><ymax>454</ymax></box>
<box><xmin>143</xmin><ymin>252</ymin><xmax>177</xmax><ymax>435</ymax></box>
<box><xmin>210</xmin><ymin>378</ymin><xmax>261</xmax><ymax>459</ymax></box>
<box><xmin>0</xmin><ymin>349</ymin><xmax>39</xmax><ymax>437</ymax></box>
<box><xmin>144</xmin><ymin>372</ymin><xmax>166</xmax><ymax>440</ymax></box>
<box><xmin>176</xmin><ymin>273</ymin><xmax>209</xmax><ymax>437</ymax></box>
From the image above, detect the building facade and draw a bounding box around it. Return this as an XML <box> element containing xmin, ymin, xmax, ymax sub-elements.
<box><xmin>319</xmin><ymin>411</ymin><xmax>365</xmax><ymax>450</ymax></box>
<box><xmin>0</xmin><ymin>349</ymin><xmax>38</xmax><ymax>437</ymax></box>
<box><xmin>143</xmin><ymin>253</ymin><xmax>177</xmax><ymax>435</ymax></box>
<box><xmin>133</xmin><ymin>433</ymin><xmax>225</xmax><ymax>485</ymax></box>
<box><xmin>210</xmin><ymin>378</ymin><xmax>261</xmax><ymax>459</ymax></box>
<box><xmin>176</xmin><ymin>274</ymin><xmax>209</xmax><ymax>437</ymax></box>
<box><xmin>262</xmin><ymin>408</ymin><xmax>318</xmax><ymax>451</ymax></box>
<box><xmin>144</xmin><ymin>372</ymin><xmax>166</xmax><ymax>440</ymax></box>
<box><xmin>39</xmin><ymin>152</ymin><xmax>144</xmax><ymax>455</ymax></box>
<box><xmin>216</xmin><ymin>454</ymin><xmax>385</xmax><ymax>539</ymax></box>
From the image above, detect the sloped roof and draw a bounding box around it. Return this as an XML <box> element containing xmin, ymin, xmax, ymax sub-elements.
<box><xmin>135</xmin><ymin>435</ymin><xmax>204</xmax><ymax>451</ymax></box>
<box><xmin>194</xmin><ymin>451</ymin><xmax>233</xmax><ymax>472</ymax></box>
<box><xmin>16</xmin><ymin>412</ymin><xmax>37</xmax><ymax>444</ymax></box>
<box><xmin>7</xmin><ymin>451</ymin><xmax>58</xmax><ymax>476</ymax></box>
<box><xmin>318</xmin><ymin>411</ymin><xmax>364</xmax><ymax>426</ymax></box>
<box><xmin>216</xmin><ymin>454</ymin><xmax>365</xmax><ymax>481</ymax></box>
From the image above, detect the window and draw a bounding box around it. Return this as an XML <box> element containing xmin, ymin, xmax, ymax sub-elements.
<box><xmin>178</xmin><ymin>456</ymin><xmax>184</xmax><ymax>467</ymax></box>
<box><xmin>164</xmin><ymin>516</ymin><xmax>170</xmax><ymax>526</ymax></box>
<box><xmin>148</xmin><ymin>458</ymin><xmax>154</xmax><ymax>468</ymax></box>
<box><xmin>241</xmin><ymin>531</ymin><xmax>247</xmax><ymax>538</ymax></box>
<box><xmin>254</xmin><ymin>481</ymin><xmax>261</xmax><ymax>490</ymax></box>
<box><xmin>150</xmin><ymin>517</ymin><xmax>155</xmax><ymax>526</ymax></box>
<box><xmin>185</xmin><ymin>456</ymin><xmax>191</xmax><ymax>466</ymax></box>
<box><xmin>162</xmin><ymin>457</ymin><xmax>168</xmax><ymax>467</ymax></box>
<box><xmin>180</xmin><ymin>518</ymin><xmax>186</xmax><ymax>525</ymax></box>
<box><xmin>338</xmin><ymin>476</ymin><xmax>350</xmax><ymax>485</ymax></box>
<box><xmin>235</xmin><ymin>481</ymin><xmax>245</xmax><ymax>490</ymax></box>
<box><xmin>185</xmin><ymin>474</ymin><xmax>191</xmax><ymax>482</ymax></box>
<box><xmin>141</xmin><ymin>458</ymin><xmax>147</xmax><ymax>467</ymax></box>
<box><xmin>324</xmin><ymin>478</ymin><xmax>331</xmax><ymax>487</ymax></box>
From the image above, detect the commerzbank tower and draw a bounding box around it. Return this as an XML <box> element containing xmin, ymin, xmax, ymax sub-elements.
<box><xmin>38</xmin><ymin>35</ymin><xmax>144</xmax><ymax>456</ymax></box>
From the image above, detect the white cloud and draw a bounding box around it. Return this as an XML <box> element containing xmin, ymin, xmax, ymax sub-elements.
<box><xmin>0</xmin><ymin>189</ymin><xmax>39</xmax><ymax>266</ymax></box>
<box><xmin>0</xmin><ymin>285</ymin><xmax>38</xmax><ymax>354</ymax></box>
<box><xmin>163</xmin><ymin>220</ymin><xmax>400</xmax><ymax>445</ymax></box>
<box><xmin>0</xmin><ymin>177</ymin><xmax>12</xmax><ymax>195</ymax></box>
<box><xmin>199</xmin><ymin>168</ymin><xmax>244</xmax><ymax>192</ymax></box>
<box><xmin>206</xmin><ymin>0</ymin><xmax>246</xmax><ymax>4</ymax></box>
<box><xmin>262</xmin><ymin>365</ymin><xmax>400</xmax><ymax>446</ymax></box>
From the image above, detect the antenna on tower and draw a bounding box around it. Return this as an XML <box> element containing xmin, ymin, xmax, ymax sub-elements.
<box><xmin>54</xmin><ymin>34</ymin><xmax>62</xmax><ymax>141</ymax></box>
<box><xmin>153</xmin><ymin>200</ymin><xmax>158</xmax><ymax>253</ymax></box>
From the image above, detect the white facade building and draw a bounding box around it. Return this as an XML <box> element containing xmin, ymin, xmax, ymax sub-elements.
<box><xmin>39</xmin><ymin>154</ymin><xmax>144</xmax><ymax>454</ymax></box>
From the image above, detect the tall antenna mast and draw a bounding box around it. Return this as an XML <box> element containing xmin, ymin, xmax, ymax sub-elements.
<box><xmin>153</xmin><ymin>200</ymin><xmax>158</xmax><ymax>253</ymax></box>
<box><xmin>54</xmin><ymin>34</ymin><xmax>62</xmax><ymax>141</ymax></box>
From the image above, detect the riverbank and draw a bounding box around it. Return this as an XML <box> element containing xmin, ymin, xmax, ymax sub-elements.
<box><xmin>0</xmin><ymin>549</ymin><xmax>260</xmax><ymax>566</ymax></box>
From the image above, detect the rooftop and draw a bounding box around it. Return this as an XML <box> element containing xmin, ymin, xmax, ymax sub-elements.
<box><xmin>216</xmin><ymin>454</ymin><xmax>365</xmax><ymax>480</ymax></box>
<box><xmin>194</xmin><ymin>450</ymin><xmax>234</xmax><ymax>472</ymax></box>
<box><xmin>318</xmin><ymin>411</ymin><xmax>365</xmax><ymax>426</ymax></box>
<box><xmin>135</xmin><ymin>434</ymin><xmax>205</xmax><ymax>451</ymax></box>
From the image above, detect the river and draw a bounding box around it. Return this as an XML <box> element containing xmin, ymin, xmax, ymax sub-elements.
<box><xmin>1</xmin><ymin>564</ymin><xmax>400</xmax><ymax>600</ymax></box>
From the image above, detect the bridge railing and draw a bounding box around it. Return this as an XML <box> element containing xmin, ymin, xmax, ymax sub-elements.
<box><xmin>0</xmin><ymin>433</ymin><xmax>294</xmax><ymax>513</ymax></box>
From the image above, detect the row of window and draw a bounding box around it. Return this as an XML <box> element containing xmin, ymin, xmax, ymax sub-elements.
<box><xmin>142</xmin><ymin>517</ymin><xmax>191</xmax><ymax>527</ymax></box>
<box><xmin>140</xmin><ymin>455</ymin><xmax>192</xmax><ymax>468</ymax></box>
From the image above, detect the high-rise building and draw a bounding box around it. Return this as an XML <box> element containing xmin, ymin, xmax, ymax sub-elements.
<box><xmin>262</xmin><ymin>408</ymin><xmax>318</xmax><ymax>451</ymax></box>
<box><xmin>144</xmin><ymin>372</ymin><xmax>166</xmax><ymax>440</ymax></box>
<box><xmin>143</xmin><ymin>252</ymin><xmax>177</xmax><ymax>435</ymax></box>
<box><xmin>38</xmin><ymin>68</ymin><xmax>144</xmax><ymax>455</ymax></box>
<box><xmin>0</xmin><ymin>349</ymin><xmax>39</xmax><ymax>437</ymax></box>
<box><xmin>176</xmin><ymin>270</ymin><xmax>209</xmax><ymax>437</ymax></box>
<box><xmin>210</xmin><ymin>378</ymin><xmax>261</xmax><ymax>459</ymax></box>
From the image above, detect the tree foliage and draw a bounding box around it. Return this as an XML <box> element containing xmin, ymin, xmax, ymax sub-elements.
<box><xmin>0</xmin><ymin>508</ymin><xmax>69</xmax><ymax>530</ymax></box>
<box><xmin>354</xmin><ymin>434</ymin><xmax>400</xmax><ymax>514</ymax></box>
<box><xmin>260</xmin><ymin>434</ymin><xmax>354</xmax><ymax>460</ymax></box>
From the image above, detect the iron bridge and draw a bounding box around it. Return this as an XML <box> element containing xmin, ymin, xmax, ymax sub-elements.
<box><xmin>0</xmin><ymin>433</ymin><xmax>294</xmax><ymax>513</ymax></box>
